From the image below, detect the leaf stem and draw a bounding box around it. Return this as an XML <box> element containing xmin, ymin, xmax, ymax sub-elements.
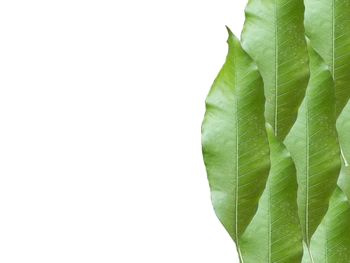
<box><xmin>307</xmin><ymin>245</ymin><xmax>315</xmax><ymax>263</ymax></box>
<box><xmin>341</xmin><ymin>148</ymin><xmax>349</xmax><ymax>166</ymax></box>
<box><xmin>236</xmin><ymin>245</ymin><xmax>244</xmax><ymax>263</ymax></box>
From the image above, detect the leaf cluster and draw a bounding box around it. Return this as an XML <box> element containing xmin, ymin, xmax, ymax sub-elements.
<box><xmin>202</xmin><ymin>0</ymin><xmax>350</xmax><ymax>262</ymax></box>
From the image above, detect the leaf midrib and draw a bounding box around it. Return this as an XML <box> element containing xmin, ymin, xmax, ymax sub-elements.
<box><xmin>306</xmin><ymin>99</ymin><xmax>310</xmax><ymax>246</ymax></box>
<box><xmin>325</xmin><ymin>2</ymin><xmax>334</xmax><ymax>263</ymax></box>
<box><xmin>269</xmin><ymin>1</ymin><xmax>278</xmax><ymax>261</ymax></box>
<box><xmin>274</xmin><ymin>0</ymin><xmax>279</xmax><ymax>137</ymax></box>
<box><xmin>233</xmin><ymin>45</ymin><xmax>245</xmax><ymax>263</ymax></box>
<box><xmin>332</xmin><ymin>0</ymin><xmax>335</xmax><ymax>78</ymax></box>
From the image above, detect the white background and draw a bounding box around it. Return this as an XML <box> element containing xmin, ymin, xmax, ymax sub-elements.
<box><xmin>0</xmin><ymin>1</ymin><xmax>246</xmax><ymax>262</ymax></box>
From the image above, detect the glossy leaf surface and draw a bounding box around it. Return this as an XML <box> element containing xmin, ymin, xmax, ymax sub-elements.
<box><xmin>240</xmin><ymin>125</ymin><xmax>303</xmax><ymax>263</ymax></box>
<box><xmin>241</xmin><ymin>0</ymin><xmax>309</xmax><ymax>140</ymax></box>
<box><xmin>304</xmin><ymin>0</ymin><xmax>350</xmax><ymax>116</ymax></box>
<box><xmin>284</xmin><ymin>45</ymin><xmax>341</xmax><ymax>246</ymax></box>
<box><xmin>201</xmin><ymin>28</ymin><xmax>270</xmax><ymax>250</ymax></box>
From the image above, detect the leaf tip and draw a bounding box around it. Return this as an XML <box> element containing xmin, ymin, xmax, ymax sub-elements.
<box><xmin>225</xmin><ymin>26</ymin><xmax>238</xmax><ymax>45</ymax></box>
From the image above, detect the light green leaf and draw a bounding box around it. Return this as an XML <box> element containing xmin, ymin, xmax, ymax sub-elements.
<box><xmin>241</xmin><ymin>0</ymin><xmax>309</xmax><ymax>140</ymax></box>
<box><xmin>301</xmin><ymin>187</ymin><xmax>350</xmax><ymax>263</ymax></box>
<box><xmin>337</xmin><ymin>102</ymin><xmax>350</xmax><ymax>165</ymax></box>
<box><xmin>284</xmin><ymin>44</ymin><xmax>341</xmax><ymax>246</ymax></box>
<box><xmin>337</xmin><ymin>104</ymin><xmax>350</xmax><ymax>208</ymax></box>
<box><xmin>240</xmin><ymin>124</ymin><xmax>303</xmax><ymax>263</ymax></box>
<box><xmin>304</xmin><ymin>0</ymin><xmax>350</xmax><ymax>117</ymax></box>
<box><xmin>338</xmin><ymin>162</ymin><xmax>350</xmax><ymax>201</ymax></box>
<box><xmin>201</xmin><ymin>28</ymin><xmax>270</xmax><ymax>256</ymax></box>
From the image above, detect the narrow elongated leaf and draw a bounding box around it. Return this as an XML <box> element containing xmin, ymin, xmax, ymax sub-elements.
<box><xmin>240</xmin><ymin>125</ymin><xmax>303</xmax><ymax>263</ymax></box>
<box><xmin>201</xmin><ymin>28</ymin><xmax>270</xmax><ymax>255</ymax></box>
<box><xmin>284</xmin><ymin>45</ymin><xmax>341</xmax><ymax>246</ymax></box>
<box><xmin>241</xmin><ymin>0</ymin><xmax>309</xmax><ymax>140</ymax></box>
<box><xmin>304</xmin><ymin>3</ymin><xmax>350</xmax><ymax>261</ymax></box>
<box><xmin>301</xmin><ymin>187</ymin><xmax>350</xmax><ymax>263</ymax></box>
<box><xmin>304</xmin><ymin>0</ymin><xmax>350</xmax><ymax>117</ymax></box>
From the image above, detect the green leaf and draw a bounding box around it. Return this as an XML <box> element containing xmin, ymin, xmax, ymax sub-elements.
<box><xmin>240</xmin><ymin>124</ymin><xmax>303</xmax><ymax>263</ymax></box>
<box><xmin>338</xmin><ymin>162</ymin><xmax>350</xmax><ymax>202</ymax></box>
<box><xmin>337</xmin><ymin>101</ymin><xmax>350</xmax><ymax>209</ymax></box>
<box><xmin>201</xmin><ymin>28</ymin><xmax>270</xmax><ymax>256</ymax></box>
<box><xmin>304</xmin><ymin>0</ymin><xmax>350</xmax><ymax>117</ymax></box>
<box><xmin>284</xmin><ymin>44</ymin><xmax>341</xmax><ymax>246</ymax></box>
<box><xmin>337</xmin><ymin>102</ymin><xmax>350</xmax><ymax>165</ymax></box>
<box><xmin>301</xmin><ymin>187</ymin><xmax>350</xmax><ymax>263</ymax></box>
<box><xmin>303</xmin><ymin>2</ymin><xmax>350</xmax><ymax>261</ymax></box>
<box><xmin>241</xmin><ymin>0</ymin><xmax>309</xmax><ymax>140</ymax></box>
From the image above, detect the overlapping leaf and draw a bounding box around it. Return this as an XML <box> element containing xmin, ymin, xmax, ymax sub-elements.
<box><xmin>241</xmin><ymin>0</ymin><xmax>309</xmax><ymax>140</ymax></box>
<box><xmin>240</xmin><ymin>125</ymin><xmax>303</xmax><ymax>263</ymax></box>
<box><xmin>284</xmin><ymin>45</ymin><xmax>341</xmax><ymax>247</ymax></box>
<box><xmin>303</xmin><ymin>2</ymin><xmax>350</xmax><ymax>261</ymax></box>
<box><xmin>304</xmin><ymin>0</ymin><xmax>350</xmax><ymax>117</ymax></box>
<box><xmin>201</xmin><ymin>28</ymin><xmax>270</xmax><ymax>258</ymax></box>
<box><xmin>202</xmin><ymin>1</ymin><xmax>350</xmax><ymax>262</ymax></box>
<box><xmin>301</xmin><ymin>187</ymin><xmax>350</xmax><ymax>263</ymax></box>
